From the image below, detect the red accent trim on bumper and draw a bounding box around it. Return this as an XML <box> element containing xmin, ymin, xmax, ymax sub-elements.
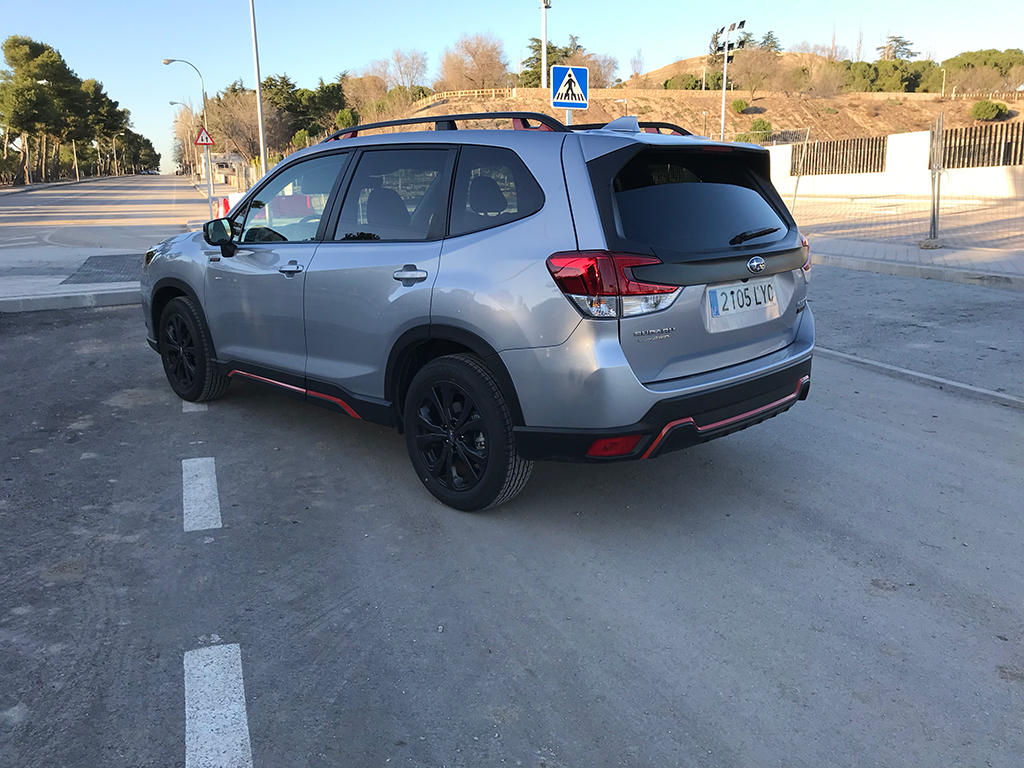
<box><xmin>228</xmin><ymin>370</ymin><xmax>361</xmax><ymax>419</ymax></box>
<box><xmin>641</xmin><ymin>375</ymin><xmax>810</xmax><ymax>459</ymax></box>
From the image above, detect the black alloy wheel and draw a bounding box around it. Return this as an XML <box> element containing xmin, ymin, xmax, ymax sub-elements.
<box><xmin>413</xmin><ymin>380</ymin><xmax>489</xmax><ymax>492</ymax></box>
<box><xmin>157</xmin><ymin>296</ymin><xmax>231</xmax><ymax>402</ymax></box>
<box><xmin>163</xmin><ymin>312</ymin><xmax>197</xmax><ymax>391</ymax></box>
<box><xmin>403</xmin><ymin>354</ymin><xmax>533</xmax><ymax>511</ymax></box>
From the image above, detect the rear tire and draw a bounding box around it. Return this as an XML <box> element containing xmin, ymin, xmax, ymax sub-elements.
<box><xmin>403</xmin><ymin>354</ymin><xmax>532</xmax><ymax>511</ymax></box>
<box><xmin>157</xmin><ymin>297</ymin><xmax>230</xmax><ymax>402</ymax></box>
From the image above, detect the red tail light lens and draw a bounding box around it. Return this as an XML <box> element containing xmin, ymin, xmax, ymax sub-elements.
<box><xmin>586</xmin><ymin>434</ymin><xmax>643</xmax><ymax>457</ymax></box>
<box><xmin>546</xmin><ymin>252</ymin><xmax>681</xmax><ymax>318</ymax></box>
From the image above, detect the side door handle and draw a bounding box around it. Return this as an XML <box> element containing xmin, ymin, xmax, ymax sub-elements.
<box><xmin>393</xmin><ymin>265</ymin><xmax>428</xmax><ymax>285</ymax></box>
<box><xmin>279</xmin><ymin>260</ymin><xmax>303</xmax><ymax>275</ymax></box>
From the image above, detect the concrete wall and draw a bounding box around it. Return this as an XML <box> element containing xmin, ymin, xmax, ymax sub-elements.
<box><xmin>767</xmin><ymin>132</ymin><xmax>1024</xmax><ymax>199</ymax></box>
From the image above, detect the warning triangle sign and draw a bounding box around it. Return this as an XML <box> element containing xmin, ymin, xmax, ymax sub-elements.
<box><xmin>553</xmin><ymin>70</ymin><xmax>586</xmax><ymax>104</ymax></box>
<box><xmin>194</xmin><ymin>127</ymin><xmax>214</xmax><ymax>146</ymax></box>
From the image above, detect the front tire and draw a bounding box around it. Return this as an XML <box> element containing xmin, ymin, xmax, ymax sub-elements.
<box><xmin>403</xmin><ymin>354</ymin><xmax>532</xmax><ymax>511</ymax></box>
<box><xmin>157</xmin><ymin>296</ymin><xmax>230</xmax><ymax>402</ymax></box>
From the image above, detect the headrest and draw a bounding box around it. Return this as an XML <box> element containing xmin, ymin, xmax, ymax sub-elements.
<box><xmin>469</xmin><ymin>176</ymin><xmax>507</xmax><ymax>215</ymax></box>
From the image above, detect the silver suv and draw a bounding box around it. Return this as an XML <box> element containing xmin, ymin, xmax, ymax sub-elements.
<box><xmin>142</xmin><ymin>112</ymin><xmax>813</xmax><ymax>511</ymax></box>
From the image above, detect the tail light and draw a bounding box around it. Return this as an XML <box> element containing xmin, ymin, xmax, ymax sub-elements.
<box><xmin>799</xmin><ymin>233</ymin><xmax>811</xmax><ymax>280</ymax></box>
<box><xmin>546</xmin><ymin>252</ymin><xmax>681</xmax><ymax>319</ymax></box>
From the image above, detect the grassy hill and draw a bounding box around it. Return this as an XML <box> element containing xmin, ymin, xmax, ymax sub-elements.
<box><xmin>414</xmin><ymin>87</ymin><xmax>1021</xmax><ymax>142</ymax></box>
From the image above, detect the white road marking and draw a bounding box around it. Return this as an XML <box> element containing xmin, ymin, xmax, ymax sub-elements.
<box><xmin>182</xmin><ymin>401</ymin><xmax>208</xmax><ymax>413</ymax></box>
<box><xmin>184</xmin><ymin>644</ymin><xmax>254</xmax><ymax>768</ymax></box>
<box><xmin>815</xmin><ymin>347</ymin><xmax>1024</xmax><ymax>409</ymax></box>
<box><xmin>182</xmin><ymin>458</ymin><xmax>222</xmax><ymax>531</ymax></box>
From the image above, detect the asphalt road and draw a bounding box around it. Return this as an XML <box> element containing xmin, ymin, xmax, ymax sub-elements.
<box><xmin>0</xmin><ymin>176</ymin><xmax>208</xmax><ymax>279</ymax></box>
<box><xmin>1</xmin><ymin>305</ymin><xmax>1020</xmax><ymax>767</ymax></box>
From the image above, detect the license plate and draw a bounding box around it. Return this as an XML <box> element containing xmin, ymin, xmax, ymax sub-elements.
<box><xmin>708</xmin><ymin>277</ymin><xmax>777</xmax><ymax>318</ymax></box>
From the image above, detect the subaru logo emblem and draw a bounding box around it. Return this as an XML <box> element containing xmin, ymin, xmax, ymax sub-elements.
<box><xmin>746</xmin><ymin>256</ymin><xmax>766</xmax><ymax>274</ymax></box>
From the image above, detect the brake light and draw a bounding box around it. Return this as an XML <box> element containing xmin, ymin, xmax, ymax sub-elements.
<box><xmin>799</xmin><ymin>233</ymin><xmax>811</xmax><ymax>281</ymax></box>
<box><xmin>546</xmin><ymin>252</ymin><xmax>681</xmax><ymax>318</ymax></box>
<box><xmin>586</xmin><ymin>434</ymin><xmax>643</xmax><ymax>457</ymax></box>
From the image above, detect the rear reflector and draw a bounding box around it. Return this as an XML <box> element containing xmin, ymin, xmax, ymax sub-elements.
<box><xmin>586</xmin><ymin>434</ymin><xmax>643</xmax><ymax>457</ymax></box>
<box><xmin>546</xmin><ymin>252</ymin><xmax>681</xmax><ymax>319</ymax></box>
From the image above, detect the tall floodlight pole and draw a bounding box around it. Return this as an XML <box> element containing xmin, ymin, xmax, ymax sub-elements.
<box><xmin>250</xmin><ymin>0</ymin><xmax>268</xmax><ymax>178</ymax></box>
<box><xmin>163</xmin><ymin>58</ymin><xmax>214</xmax><ymax>218</ymax></box>
<box><xmin>541</xmin><ymin>0</ymin><xmax>551</xmax><ymax>90</ymax></box>
<box><xmin>716</xmin><ymin>20</ymin><xmax>745</xmax><ymax>141</ymax></box>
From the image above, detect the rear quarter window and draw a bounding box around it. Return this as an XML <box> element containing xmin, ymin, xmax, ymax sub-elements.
<box><xmin>449</xmin><ymin>145</ymin><xmax>544</xmax><ymax>237</ymax></box>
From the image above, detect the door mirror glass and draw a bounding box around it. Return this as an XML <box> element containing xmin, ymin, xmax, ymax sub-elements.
<box><xmin>204</xmin><ymin>218</ymin><xmax>234</xmax><ymax>246</ymax></box>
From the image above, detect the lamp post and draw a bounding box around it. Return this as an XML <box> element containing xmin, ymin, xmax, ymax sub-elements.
<box><xmin>162</xmin><ymin>58</ymin><xmax>214</xmax><ymax>218</ymax></box>
<box><xmin>249</xmin><ymin>0</ymin><xmax>268</xmax><ymax>178</ymax></box>
<box><xmin>540</xmin><ymin>0</ymin><xmax>551</xmax><ymax>90</ymax></box>
<box><xmin>715</xmin><ymin>19</ymin><xmax>745</xmax><ymax>141</ymax></box>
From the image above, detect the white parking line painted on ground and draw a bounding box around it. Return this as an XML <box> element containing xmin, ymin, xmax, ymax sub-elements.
<box><xmin>184</xmin><ymin>644</ymin><xmax>254</xmax><ymax>768</ymax></box>
<box><xmin>182</xmin><ymin>458</ymin><xmax>222</xmax><ymax>531</ymax></box>
<box><xmin>182</xmin><ymin>401</ymin><xmax>208</xmax><ymax>413</ymax></box>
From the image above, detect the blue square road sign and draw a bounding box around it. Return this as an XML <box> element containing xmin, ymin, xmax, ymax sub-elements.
<box><xmin>551</xmin><ymin>66</ymin><xmax>588</xmax><ymax>110</ymax></box>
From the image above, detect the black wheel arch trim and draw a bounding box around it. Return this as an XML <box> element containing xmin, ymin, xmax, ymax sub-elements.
<box><xmin>150</xmin><ymin>278</ymin><xmax>210</xmax><ymax>353</ymax></box>
<box><xmin>385</xmin><ymin>324</ymin><xmax>526</xmax><ymax>429</ymax></box>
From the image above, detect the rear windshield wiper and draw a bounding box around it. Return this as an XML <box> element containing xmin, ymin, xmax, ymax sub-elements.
<box><xmin>729</xmin><ymin>227</ymin><xmax>780</xmax><ymax>246</ymax></box>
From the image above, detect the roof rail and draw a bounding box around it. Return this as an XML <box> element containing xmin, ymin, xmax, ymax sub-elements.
<box><xmin>569</xmin><ymin>120</ymin><xmax>693</xmax><ymax>136</ymax></box>
<box><xmin>321</xmin><ymin>112</ymin><xmax>569</xmax><ymax>142</ymax></box>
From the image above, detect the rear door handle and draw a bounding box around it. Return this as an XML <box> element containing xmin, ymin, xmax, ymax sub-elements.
<box><xmin>279</xmin><ymin>260</ymin><xmax>303</xmax><ymax>275</ymax></box>
<box><xmin>393</xmin><ymin>265</ymin><xmax>428</xmax><ymax>284</ymax></box>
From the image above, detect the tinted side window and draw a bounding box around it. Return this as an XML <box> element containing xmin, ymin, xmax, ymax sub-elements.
<box><xmin>239</xmin><ymin>153</ymin><xmax>347</xmax><ymax>243</ymax></box>
<box><xmin>449</xmin><ymin>146</ymin><xmax>544</xmax><ymax>237</ymax></box>
<box><xmin>334</xmin><ymin>149</ymin><xmax>449</xmax><ymax>242</ymax></box>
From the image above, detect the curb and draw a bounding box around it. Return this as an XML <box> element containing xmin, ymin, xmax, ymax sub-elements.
<box><xmin>811</xmin><ymin>252</ymin><xmax>1024</xmax><ymax>291</ymax></box>
<box><xmin>815</xmin><ymin>346</ymin><xmax>1024</xmax><ymax>410</ymax></box>
<box><xmin>0</xmin><ymin>176</ymin><xmax>118</xmax><ymax>197</ymax></box>
<box><xmin>0</xmin><ymin>286</ymin><xmax>140</xmax><ymax>314</ymax></box>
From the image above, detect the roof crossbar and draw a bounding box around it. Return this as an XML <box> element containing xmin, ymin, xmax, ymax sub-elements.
<box><xmin>321</xmin><ymin>112</ymin><xmax>568</xmax><ymax>142</ymax></box>
<box><xmin>569</xmin><ymin>121</ymin><xmax>693</xmax><ymax>136</ymax></box>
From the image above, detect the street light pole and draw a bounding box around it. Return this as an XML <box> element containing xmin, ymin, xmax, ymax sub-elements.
<box><xmin>249</xmin><ymin>0</ymin><xmax>268</xmax><ymax>178</ymax></box>
<box><xmin>540</xmin><ymin>0</ymin><xmax>551</xmax><ymax>90</ymax></box>
<box><xmin>162</xmin><ymin>58</ymin><xmax>214</xmax><ymax>219</ymax></box>
<box><xmin>716</xmin><ymin>20</ymin><xmax>745</xmax><ymax>141</ymax></box>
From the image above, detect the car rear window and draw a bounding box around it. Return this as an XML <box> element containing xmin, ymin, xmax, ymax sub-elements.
<box><xmin>613</xmin><ymin>150</ymin><xmax>788</xmax><ymax>252</ymax></box>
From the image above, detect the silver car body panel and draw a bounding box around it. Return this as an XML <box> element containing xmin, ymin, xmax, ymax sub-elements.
<box><xmin>502</xmin><ymin>308</ymin><xmax>814</xmax><ymax>429</ymax></box>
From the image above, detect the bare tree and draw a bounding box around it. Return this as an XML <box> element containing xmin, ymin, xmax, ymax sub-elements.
<box><xmin>730</xmin><ymin>46</ymin><xmax>780</xmax><ymax>101</ymax></box>
<box><xmin>629</xmin><ymin>48</ymin><xmax>644</xmax><ymax>79</ymax></box>
<box><xmin>559</xmin><ymin>50</ymin><xmax>618</xmax><ymax>88</ymax></box>
<box><xmin>434</xmin><ymin>33</ymin><xmax>510</xmax><ymax>91</ymax></box>
<box><xmin>345</xmin><ymin>75</ymin><xmax>388</xmax><ymax>117</ymax></box>
<box><xmin>856</xmin><ymin>26</ymin><xmax>863</xmax><ymax>62</ymax></box>
<box><xmin>390</xmin><ymin>49</ymin><xmax>427</xmax><ymax>89</ymax></box>
<box><xmin>206</xmin><ymin>90</ymin><xmax>289</xmax><ymax>163</ymax></box>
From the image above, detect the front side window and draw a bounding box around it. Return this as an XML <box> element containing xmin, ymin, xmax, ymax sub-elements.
<box><xmin>334</xmin><ymin>149</ymin><xmax>449</xmax><ymax>242</ymax></box>
<box><xmin>449</xmin><ymin>145</ymin><xmax>544</xmax><ymax>237</ymax></box>
<box><xmin>239</xmin><ymin>153</ymin><xmax>348</xmax><ymax>243</ymax></box>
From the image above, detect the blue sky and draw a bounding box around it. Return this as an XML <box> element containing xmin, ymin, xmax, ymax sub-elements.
<box><xmin>4</xmin><ymin>0</ymin><xmax>1022</xmax><ymax>171</ymax></box>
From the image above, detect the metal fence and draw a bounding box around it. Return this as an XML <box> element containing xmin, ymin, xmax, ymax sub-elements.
<box><xmin>791</xmin><ymin>136</ymin><xmax>888</xmax><ymax>176</ymax></box>
<box><xmin>943</xmin><ymin>123</ymin><xmax>1024</xmax><ymax>169</ymax></box>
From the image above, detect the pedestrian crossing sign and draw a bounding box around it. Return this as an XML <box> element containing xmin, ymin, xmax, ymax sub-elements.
<box><xmin>551</xmin><ymin>66</ymin><xmax>588</xmax><ymax>110</ymax></box>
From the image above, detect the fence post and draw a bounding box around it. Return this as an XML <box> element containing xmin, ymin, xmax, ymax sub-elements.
<box><xmin>925</xmin><ymin>112</ymin><xmax>944</xmax><ymax>246</ymax></box>
<box><xmin>790</xmin><ymin>128</ymin><xmax>810</xmax><ymax>213</ymax></box>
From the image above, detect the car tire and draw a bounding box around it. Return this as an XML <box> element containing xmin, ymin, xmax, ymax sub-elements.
<box><xmin>157</xmin><ymin>296</ymin><xmax>230</xmax><ymax>402</ymax></box>
<box><xmin>403</xmin><ymin>353</ymin><xmax>532</xmax><ymax>511</ymax></box>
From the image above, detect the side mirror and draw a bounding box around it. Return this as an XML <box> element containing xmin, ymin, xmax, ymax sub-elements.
<box><xmin>203</xmin><ymin>218</ymin><xmax>234</xmax><ymax>246</ymax></box>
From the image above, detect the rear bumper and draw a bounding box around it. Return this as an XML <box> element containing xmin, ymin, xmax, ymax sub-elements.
<box><xmin>514</xmin><ymin>357</ymin><xmax>811</xmax><ymax>462</ymax></box>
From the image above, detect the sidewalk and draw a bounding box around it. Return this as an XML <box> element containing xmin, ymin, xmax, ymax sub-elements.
<box><xmin>810</xmin><ymin>236</ymin><xmax>1024</xmax><ymax>290</ymax></box>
